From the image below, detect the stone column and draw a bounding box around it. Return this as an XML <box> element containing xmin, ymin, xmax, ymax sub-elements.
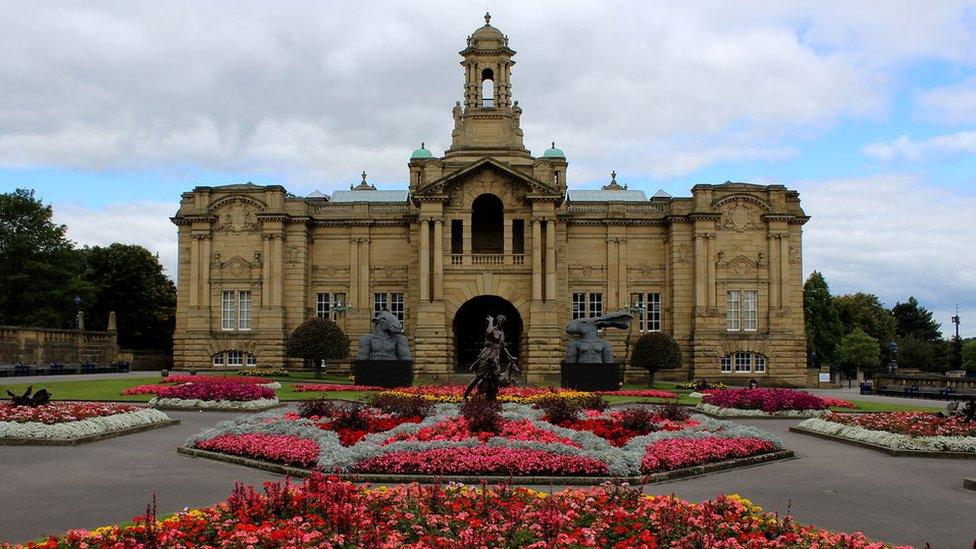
<box><xmin>768</xmin><ymin>234</ymin><xmax>779</xmax><ymax>309</ymax></box>
<box><xmin>545</xmin><ymin>219</ymin><xmax>556</xmax><ymax>301</ymax></box>
<box><xmin>419</xmin><ymin>221</ymin><xmax>430</xmax><ymax>302</ymax></box>
<box><xmin>189</xmin><ymin>234</ymin><xmax>200</xmax><ymax>306</ymax></box>
<box><xmin>201</xmin><ymin>237</ymin><xmax>212</xmax><ymax>307</ymax></box>
<box><xmin>433</xmin><ymin>220</ymin><xmax>444</xmax><ymax>300</ymax></box>
<box><xmin>462</xmin><ymin>213</ymin><xmax>472</xmax><ymax>265</ymax></box>
<box><xmin>706</xmin><ymin>233</ymin><xmax>716</xmax><ymax>308</ymax></box>
<box><xmin>360</xmin><ymin>237</ymin><xmax>371</xmax><ymax>308</ymax></box>
<box><xmin>262</xmin><ymin>235</ymin><xmax>271</xmax><ymax>308</ymax></box>
<box><xmin>607</xmin><ymin>237</ymin><xmax>618</xmax><ymax>308</ymax></box>
<box><xmin>350</xmin><ymin>236</ymin><xmax>360</xmax><ymax>307</ymax></box>
<box><xmin>617</xmin><ymin>237</ymin><xmax>627</xmax><ymax>307</ymax></box>
<box><xmin>532</xmin><ymin>219</ymin><xmax>543</xmax><ymax>301</ymax></box>
<box><xmin>503</xmin><ymin>217</ymin><xmax>513</xmax><ymax>265</ymax></box>
<box><xmin>272</xmin><ymin>234</ymin><xmax>284</xmax><ymax>307</ymax></box>
<box><xmin>779</xmin><ymin>234</ymin><xmax>790</xmax><ymax>309</ymax></box>
<box><xmin>694</xmin><ymin>231</ymin><xmax>707</xmax><ymax>308</ymax></box>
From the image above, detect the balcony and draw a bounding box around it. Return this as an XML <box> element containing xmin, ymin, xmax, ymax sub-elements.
<box><xmin>449</xmin><ymin>253</ymin><xmax>526</xmax><ymax>268</ymax></box>
<box><xmin>482</xmin><ymin>97</ymin><xmax>495</xmax><ymax>109</ymax></box>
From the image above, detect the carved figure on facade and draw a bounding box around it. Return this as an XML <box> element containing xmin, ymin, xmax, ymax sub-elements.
<box><xmin>453</xmin><ymin>101</ymin><xmax>463</xmax><ymax>133</ymax></box>
<box><xmin>357</xmin><ymin>310</ymin><xmax>412</xmax><ymax>361</ymax></box>
<box><xmin>721</xmin><ymin>198</ymin><xmax>762</xmax><ymax>233</ymax></box>
<box><xmin>673</xmin><ymin>244</ymin><xmax>691</xmax><ymax>264</ymax></box>
<box><xmin>214</xmin><ymin>199</ymin><xmax>259</xmax><ymax>233</ymax></box>
<box><xmin>287</xmin><ymin>245</ymin><xmax>303</xmax><ymax>265</ymax></box>
<box><xmin>564</xmin><ymin>311</ymin><xmax>633</xmax><ymax>364</ymax></box>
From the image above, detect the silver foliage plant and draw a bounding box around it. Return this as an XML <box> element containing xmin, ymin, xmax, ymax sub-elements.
<box><xmin>186</xmin><ymin>403</ymin><xmax>783</xmax><ymax>476</ymax></box>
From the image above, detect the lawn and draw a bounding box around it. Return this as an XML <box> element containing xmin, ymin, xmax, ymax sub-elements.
<box><xmin>0</xmin><ymin>374</ymin><xmax>944</xmax><ymax>412</ymax></box>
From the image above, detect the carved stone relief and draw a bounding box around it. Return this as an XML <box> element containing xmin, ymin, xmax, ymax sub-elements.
<box><xmin>720</xmin><ymin>199</ymin><xmax>762</xmax><ymax>233</ymax></box>
<box><xmin>213</xmin><ymin>198</ymin><xmax>260</xmax><ymax>233</ymax></box>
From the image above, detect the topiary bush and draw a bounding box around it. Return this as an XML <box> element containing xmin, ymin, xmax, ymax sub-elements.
<box><xmin>285</xmin><ymin>318</ymin><xmax>350</xmax><ymax>379</ymax></box>
<box><xmin>630</xmin><ymin>333</ymin><xmax>682</xmax><ymax>387</ymax></box>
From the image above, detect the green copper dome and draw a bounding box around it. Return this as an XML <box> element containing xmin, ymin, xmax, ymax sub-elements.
<box><xmin>410</xmin><ymin>142</ymin><xmax>434</xmax><ymax>159</ymax></box>
<box><xmin>543</xmin><ymin>142</ymin><xmax>565</xmax><ymax>158</ymax></box>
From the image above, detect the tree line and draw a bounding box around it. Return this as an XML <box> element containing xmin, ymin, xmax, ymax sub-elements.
<box><xmin>0</xmin><ymin>189</ymin><xmax>176</xmax><ymax>351</ymax></box>
<box><xmin>804</xmin><ymin>271</ymin><xmax>974</xmax><ymax>380</ymax></box>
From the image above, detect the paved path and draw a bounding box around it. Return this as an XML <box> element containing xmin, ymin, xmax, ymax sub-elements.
<box><xmin>2</xmin><ymin>410</ymin><xmax>974</xmax><ymax>546</ymax></box>
<box><xmin>807</xmin><ymin>386</ymin><xmax>952</xmax><ymax>409</ymax></box>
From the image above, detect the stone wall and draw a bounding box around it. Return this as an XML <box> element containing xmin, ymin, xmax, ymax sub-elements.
<box><xmin>0</xmin><ymin>325</ymin><xmax>119</xmax><ymax>365</ymax></box>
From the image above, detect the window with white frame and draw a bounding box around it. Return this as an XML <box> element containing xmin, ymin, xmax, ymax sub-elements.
<box><xmin>630</xmin><ymin>292</ymin><xmax>662</xmax><ymax>332</ymax></box>
<box><xmin>373</xmin><ymin>291</ymin><xmax>405</xmax><ymax>322</ymax></box>
<box><xmin>572</xmin><ymin>292</ymin><xmax>604</xmax><ymax>319</ymax></box>
<box><xmin>726</xmin><ymin>290</ymin><xmax>758</xmax><ymax>331</ymax></box>
<box><xmin>720</xmin><ymin>351</ymin><xmax>767</xmax><ymax>374</ymax></box>
<box><xmin>221</xmin><ymin>290</ymin><xmax>252</xmax><ymax>331</ymax></box>
<box><xmin>316</xmin><ymin>292</ymin><xmax>346</xmax><ymax>320</ymax></box>
<box><xmin>212</xmin><ymin>350</ymin><xmax>256</xmax><ymax>368</ymax></box>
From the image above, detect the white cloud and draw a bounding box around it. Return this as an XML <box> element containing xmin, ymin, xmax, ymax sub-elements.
<box><xmin>53</xmin><ymin>201</ymin><xmax>179</xmax><ymax>278</ymax></box>
<box><xmin>862</xmin><ymin>131</ymin><xmax>976</xmax><ymax>161</ymax></box>
<box><xmin>797</xmin><ymin>173</ymin><xmax>976</xmax><ymax>336</ymax></box>
<box><xmin>3</xmin><ymin>1</ymin><xmax>971</xmax><ymax>187</ymax></box>
<box><xmin>915</xmin><ymin>77</ymin><xmax>976</xmax><ymax>125</ymax></box>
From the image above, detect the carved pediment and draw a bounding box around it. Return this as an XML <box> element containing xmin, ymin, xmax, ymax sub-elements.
<box><xmin>311</xmin><ymin>265</ymin><xmax>351</xmax><ymax>280</ymax></box>
<box><xmin>216</xmin><ymin>255</ymin><xmax>258</xmax><ymax>280</ymax></box>
<box><xmin>568</xmin><ymin>264</ymin><xmax>607</xmax><ymax>282</ymax></box>
<box><xmin>718</xmin><ymin>197</ymin><xmax>764</xmax><ymax>233</ymax></box>
<box><xmin>370</xmin><ymin>264</ymin><xmax>409</xmax><ymax>281</ymax></box>
<box><xmin>210</xmin><ymin>196</ymin><xmax>264</xmax><ymax>233</ymax></box>
<box><xmin>414</xmin><ymin>157</ymin><xmax>560</xmax><ymax>202</ymax></box>
<box><xmin>720</xmin><ymin>255</ymin><xmax>759</xmax><ymax>277</ymax></box>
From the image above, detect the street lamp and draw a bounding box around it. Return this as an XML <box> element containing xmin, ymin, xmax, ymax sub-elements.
<box><xmin>951</xmin><ymin>306</ymin><xmax>962</xmax><ymax>370</ymax></box>
<box><xmin>888</xmin><ymin>340</ymin><xmax>898</xmax><ymax>376</ymax></box>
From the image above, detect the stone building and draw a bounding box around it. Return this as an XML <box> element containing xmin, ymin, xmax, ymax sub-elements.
<box><xmin>172</xmin><ymin>15</ymin><xmax>809</xmax><ymax>386</ymax></box>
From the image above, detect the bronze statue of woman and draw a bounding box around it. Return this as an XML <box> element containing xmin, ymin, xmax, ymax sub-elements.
<box><xmin>463</xmin><ymin>314</ymin><xmax>519</xmax><ymax>401</ymax></box>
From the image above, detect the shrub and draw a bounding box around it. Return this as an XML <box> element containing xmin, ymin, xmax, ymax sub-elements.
<box><xmin>297</xmin><ymin>399</ymin><xmax>339</xmax><ymax>419</ymax></box>
<box><xmin>618</xmin><ymin>407</ymin><xmax>659</xmax><ymax>433</ymax></box>
<box><xmin>285</xmin><ymin>318</ymin><xmax>350</xmax><ymax>379</ymax></box>
<box><xmin>239</xmin><ymin>368</ymin><xmax>290</xmax><ymax>378</ymax></box>
<box><xmin>460</xmin><ymin>396</ymin><xmax>502</xmax><ymax>434</ymax></box>
<box><xmin>331</xmin><ymin>404</ymin><xmax>371</xmax><ymax>432</ymax></box>
<box><xmin>656</xmin><ymin>402</ymin><xmax>690</xmax><ymax>421</ymax></box>
<box><xmin>368</xmin><ymin>393</ymin><xmax>433</xmax><ymax>418</ymax></box>
<box><xmin>533</xmin><ymin>395</ymin><xmax>583</xmax><ymax>423</ymax></box>
<box><xmin>703</xmin><ymin>388</ymin><xmax>829</xmax><ymax>413</ymax></box>
<box><xmin>630</xmin><ymin>333</ymin><xmax>682</xmax><ymax>386</ymax></box>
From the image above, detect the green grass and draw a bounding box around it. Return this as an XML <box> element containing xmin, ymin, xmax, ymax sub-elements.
<box><xmin>0</xmin><ymin>377</ymin><xmax>158</xmax><ymax>402</ymax></box>
<box><xmin>837</xmin><ymin>400</ymin><xmax>943</xmax><ymax>413</ymax></box>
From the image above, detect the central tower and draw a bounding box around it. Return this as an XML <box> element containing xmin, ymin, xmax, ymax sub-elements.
<box><xmin>447</xmin><ymin>13</ymin><xmax>529</xmax><ymax>158</ymax></box>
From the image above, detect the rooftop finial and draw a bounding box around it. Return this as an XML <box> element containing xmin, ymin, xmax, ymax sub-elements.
<box><xmin>362</xmin><ymin>170</ymin><xmax>367</xmax><ymax>183</ymax></box>
<box><xmin>485</xmin><ymin>11</ymin><xmax>491</xmax><ymax>25</ymax></box>
<box><xmin>551</xmin><ymin>141</ymin><xmax>556</xmax><ymax>149</ymax></box>
<box><xmin>611</xmin><ymin>170</ymin><xmax>617</xmax><ymax>182</ymax></box>
<box><xmin>353</xmin><ymin>170</ymin><xmax>377</xmax><ymax>191</ymax></box>
<box><xmin>603</xmin><ymin>170</ymin><xmax>625</xmax><ymax>191</ymax></box>
<box><xmin>421</xmin><ymin>141</ymin><xmax>425</xmax><ymax>149</ymax></box>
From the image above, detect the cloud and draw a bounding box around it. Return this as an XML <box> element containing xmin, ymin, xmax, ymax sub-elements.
<box><xmin>862</xmin><ymin>131</ymin><xmax>976</xmax><ymax>161</ymax></box>
<box><xmin>914</xmin><ymin>77</ymin><xmax>976</xmax><ymax>125</ymax></box>
<box><xmin>3</xmin><ymin>1</ymin><xmax>971</xmax><ymax>187</ymax></box>
<box><xmin>53</xmin><ymin>201</ymin><xmax>179</xmax><ymax>278</ymax></box>
<box><xmin>797</xmin><ymin>173</ymin><xmax>976</xmax><ymax>336</ymax></box>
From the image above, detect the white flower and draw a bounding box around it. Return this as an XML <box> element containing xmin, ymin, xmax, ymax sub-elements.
<box><xmin>0</xmin><ymin>409</ymin><xmax>172</xmax><ymax>440</ymax></box>
<box><xmin>150</xmin><ymin>397</ymin><xmax>280</xmax><ymax>410</ymax></box>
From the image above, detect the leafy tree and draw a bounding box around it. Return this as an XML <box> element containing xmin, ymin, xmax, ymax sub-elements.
<box><xmin>890</xmin><ymin>297</ymin><xmax>947</xmax><ymax>372</ymax></box>
<box><xmin>803</xmin><ymin>272</ymin><xmax>843</xmax><ymax>368</ymax></box>
<box><xmin>962</xmin><ymin>339</ymin><xmax>976</xmax><ymax>372</ymax></box>
<box><xmin>894</xmin><ymin>335</ymin><xmax>938</xmax><ymax>372</ymax></box>
<box><xmin>892</xmin><ymin>297</ymin><xmax>942</xmax><ymax>341</ymax></box>
<box><xmin>833</xmin><ymin>293</ymin><xmax>896</xmax><ymax>365</ymax></box>
<box><xmin>285</xmin><ymin>318</ymin><xmax>350</xmax><ymax>379</ymax></box>
<box><xmin>79</xmin><ymin>244</ymin><xmax>176</xmax><ymax>350</ymax></box>
<box><xmin>0</xmin><ymin>189</ymin><xmax>90</xmax><ymax>328</ymax></box>
<box><xmin>835</xmin><ymin>328</ymin><xmax>880</xmax><ymax>386</ymax></box>
<box><xmin>630</xmin><ymin>332</ymin><xmax>682</xmax><ymax>386</ymax></box>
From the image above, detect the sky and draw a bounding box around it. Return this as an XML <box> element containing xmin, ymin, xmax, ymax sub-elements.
<box><xmin>1</xmin><ymin>1</ymin><xmax>974</xmax><ymax>336</ymax></box>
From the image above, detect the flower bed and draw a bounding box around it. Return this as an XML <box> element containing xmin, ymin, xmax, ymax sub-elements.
<box><xmin>594</xmin><ymin>389</ymin><xmax>678</xmax><ymax>398</ymax></box>
<box><xmin>147</xmin><ymin>382</ymin><xmax>279</xmax><ymax>411</ymax></box>
<box><xmin>124</xmin><ymin>376</ymin><xmax>281</xmax><ymax>396</ymax></box>
<box><xmin>162</xmin><ymin>374</ymin><xmax>273</xmax><ymax>385</ymax></box>
<box><xmin>184</xmin><ymin>401</ymin><xmax>785</xmax><ymax>479</ymax></box>
<box><xmin>5</xmin><ymin>476</ymin><xmax>903</xmax><ymax>548</ymax></box>
<box><xmin>0</xmin><ymin>402</ymin><xmax>173</xmax><ymax>442</ymax></box>
<box><xmin>696</xmin><ymin>388</ymin><xmax>850</xmax><ymax>417</ymax></box>
<box><xmin>795</xmin><ymin>412</ymin><xmax>976</xmax><ymax>454</ymax></box>
<box><xmin>293</xmin><ymin>383</ymin><xmax>384</xmax><ymax>392</ymax></box>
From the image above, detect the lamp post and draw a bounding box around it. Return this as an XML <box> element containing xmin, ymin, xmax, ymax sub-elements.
<box><xmin>951</xmin><ymin>306</ymin><xmax>962</xmax><ymax>371</ymax></box>
<box><xmin>73</xmin><ymin>295</ymin><xmax>83</xmax><ymax>330</ymax></box>
<box><xmin>888</xmin><ymin>340</ymin><xmax>898</xmax><ymax>376</ymax></box>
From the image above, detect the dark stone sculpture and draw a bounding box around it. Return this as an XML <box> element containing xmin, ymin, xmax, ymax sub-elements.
<box><xmin>463</xmin><ymin>315</ymin><xmax>519</xmax><ymax>402</ymax></box>
<box><xmin>357</xmin><ymin>310</ymin><xmax>411</xmax><ymax>361</ymax></box>
<box><xmin>563</xmin><ymin>311</ymin><xmax>633</xmax><ymax>364</ymax></box>
<box><xmin>6</xmin><ymin>386</ymin><xmax>51</xmax><ymax>407</ymax></box>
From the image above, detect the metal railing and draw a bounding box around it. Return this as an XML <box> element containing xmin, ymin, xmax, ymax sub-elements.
<box><xmin>482</xmin><ymin>98</ymin><xmax>495</xmax><ymax>108</ymax></box>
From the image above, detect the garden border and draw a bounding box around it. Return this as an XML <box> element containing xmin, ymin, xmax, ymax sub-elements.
<box><xmin>175</xmin><ymin>446</ymin><xmax>795</xmax><ymax>485</ymax></box>
<box><xmin>152</xmin><ymin>402</ymin><xmax>286</xmax><ymax>413</ymax></box>
<box><xmin>0</xmin><ymin>419</ymin><xmax>180</xmax><ymax>446</ymax></box>
<box><xmin>694</xmin><ymin>408</ymin><xmax>825</xmax><ymax>420</ymax></box>
<box><xmin>789</xmin><ymin>425</ymin><xmax>976</xmax><ymax>459</ymax></box>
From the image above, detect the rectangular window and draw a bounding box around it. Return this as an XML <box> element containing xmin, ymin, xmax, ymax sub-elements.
<box><xmin>572</xmin><ymin>292</ymin><xmax>586</xmax><ymax>320</ymax></box>
<box><xmin>373</xmin><ymin>292</ymin><xmax>388</xmax><ymax>317</ymax></box>
<box><xmin>588</xmin><ymin>293</ymin><xmax>603</xmax><ymax>318</ymax></box>
<box><xmin>245</xmin><ymin>355</ymin><xmax>257</xmax><ymax>367</ymax></box>
<box><xmin>451</xmin><ymin>220</ymin><xmax>463</xmax><ymax>254</ymax></box>
<box><xmin>389</xmin><ymin>292</ymin><xmax>405</xmax><ymax>322</ymax></box>
<box><xmin>726</xmin><ymin>290</ymin><xmax>741</xmax><ymax>331</ymax></box>
<box><xmin>226</xmin><ymin>351</ymin><xmax>243</xmax><ymax>367</ymax></box>
<box><xmin>221</xmin><ymin>290</ymin><xmax>236</xmax><ymax>331</ymax></box>
<box><xmin>647</xmin><ymin>293</ymin><xmax>661</xmax><ymax>331</ymax></box>
<box><xmin>743</xmin><ymin>290</ymin><xmax>758</xmax><ymax>331</ymax></box>
<box><xmin>721</xmin><ymin>355</ymin><xmax>732</xmax><ymax>373</ymax></box>
<box><xmin>754</xmin><ymin>355</ymin><xmax>766</xmax><ymax>373</ymax></box>
<box><xmin>316</xmin><ymin>292</ymin><xmax>331</xmax><ymax>319</ymax></box>
<box><xmin>237</xmin><ymin>291</ymin><xmax>252</xmax><ymax>330</ymax></box>
<box><xmin>734</xmin><ymin>351</ymin><xmax>752</xmax><ymax>373</ymax></box>
<box><xmin>512</xmin><ymin>219</ymin><xmax>525</xmax><ymax>254</ymax></box>
<box><xmin>213</xmin><ymin>354</ymin><xmax>224</xmax><ymax>367</ymax></box>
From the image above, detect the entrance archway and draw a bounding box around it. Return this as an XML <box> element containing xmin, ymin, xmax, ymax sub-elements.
<box><xmin>452</xmin><ymin>295</ymin><xmax>523</xmax><ymax>372</ymax></box>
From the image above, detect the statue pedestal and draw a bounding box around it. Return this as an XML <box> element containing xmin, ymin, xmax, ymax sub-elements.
<box><xmin>354</xmin><ymin>360</ymin><xmax>413</xmax><ymax>388</ymax></box>
<box><xmin>560</xmin><ymin>362</ymin><xmax>622</xmax><ymax>392</ymax></box>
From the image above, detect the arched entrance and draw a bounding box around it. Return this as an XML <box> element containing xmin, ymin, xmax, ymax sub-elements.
<box><xmin>452</xmin><ymin>295</ymin><xmax>522</xmax><ymax>372</ymax></box>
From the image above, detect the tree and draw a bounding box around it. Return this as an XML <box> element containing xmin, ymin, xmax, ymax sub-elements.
<box><xmin>962</xmin><ymin>339</ymin><xmax>976</xmax><ymax>372</ymax></box>
<box><xmin>833</xmin><ymin>293</ymin><xmax>896</xmax><ymax>365</ymax></box>
<box><xmin>835</xmin><ymin>328</ymin><xmax>880</xmax><ymax>386</ymax></box>
<box><xmin>630</xmin><ymin>332</ymin><xmax>682</xmax><ymax>387</ymax></box>
<box><xmin>0</xmin><ymin>189</ymin><xmax>90</xmax><ymax>328</ymax></box>
<box><xmin>891</xmin><ymin>296</ymin><xmax>947</xmax><ymax>372</ymax></box>
<box><xmin>79</xmin><ymin>244</ymin><xmax>177</xmax><ymax>350</ymax></box>
<box><xmin>803</xmin><ymin>272</ymin><xmax>843</xmax><ymax>368</ymax></box>
<box><xmin>892</xmin><ymin>297</ymin><xmax>942</xmax><ymax>341</ymax></box>
<box><xmin>895</xmin><ymin>335</ymin><xmax>937</xmax><ymax>372</ymax></box>
<box><xmin>285</xmin><ymin>318</ymin><xmax>350</xmax><ymax>379</ymax></box>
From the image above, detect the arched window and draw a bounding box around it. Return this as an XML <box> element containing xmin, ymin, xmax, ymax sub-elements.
<box><xmin>212</xmin><ymin>350</ymin><xmax>257</xmax><ymax>368</ymax></box>
<box><xmin>481</xmin><ymin>68</ymin><xmax>494</xmax><ymax>108</ymax></box>
<box><xmin>471</xmin><ymin>193</ymin><xmax>504</xmax><ymax>254</ymax></box>
<box><xmin>720</xmin><ymin>351</ymin><xmax>766</xmax><ymax>374</ymax></box>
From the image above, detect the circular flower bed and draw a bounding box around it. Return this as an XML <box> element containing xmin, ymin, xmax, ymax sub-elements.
<box><xmin>293</xmin><ymin>383</ymin><xmax>385</xmax><ymax>392</ymax></box>
<box><xmin>796</xmin><ymin>411</ymin><xmax>976</xmax><ymax>453</ymax></box>
<box><xmin>0</xmin><ymin>402</ymin><xmax>172</xmax><ymax>442</ymax></box>
<box><xmin>7</xmin><ymin>476</ymin><xmax>903</xmax><ymax>548</ymax></box>
<box><xmin>184</xmin><ymin>398</ymin><xmax>785</xmax><ymax>478</ymax></box>
<box><xmin>148</xmin><ymin>382</ymin><xmax>279</xmax><ymax>411</ymax></box>
<box><xmin>376</xmin><ymin>385</ymin><xmax>677</xmax><ymax>403</ymax></box>
<box><xmin>696</xmin><ymin>388</ymin><xmax>854</xmax><ymax>417</ymax></box>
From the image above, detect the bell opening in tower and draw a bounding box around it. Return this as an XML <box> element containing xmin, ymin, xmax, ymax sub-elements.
<box><xmin>481</xmin><ymin>68</ymin><xmax>495</xmax><ymax>108</ymax></box>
